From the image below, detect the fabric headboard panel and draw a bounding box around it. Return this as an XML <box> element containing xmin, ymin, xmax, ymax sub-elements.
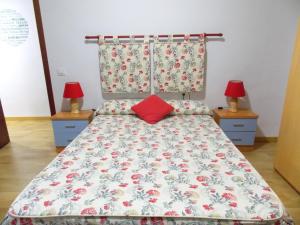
<box><xmin>99</xmin><ymin>36</ymin><xmax>151</xmax><ymax>93</ymax></box>
<box><xmin>153</xmin><ymin>34</ymin><xmax>206</xmax><ymax>93</ymax></box>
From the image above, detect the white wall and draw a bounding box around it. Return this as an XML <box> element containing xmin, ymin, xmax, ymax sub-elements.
<box><xmin>39</xmin><ymin>0</ymin><xmax>300</xmax><ymax>136</ymax></box>
<box><xmin>0</xmin><ymin>0</ymin><xmax>50</xmax><ymax>117</ymax></box>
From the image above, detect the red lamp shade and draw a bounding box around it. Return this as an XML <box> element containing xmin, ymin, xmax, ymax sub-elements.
<box><xmin>63</xmin><ymin>82</ymin><xmax>84</xmax><ymax>98</ymax></box>
<box><xmin>224</xmin><ymin>80</ymin><xmax>246</xmax><ymax>98</ymax></box>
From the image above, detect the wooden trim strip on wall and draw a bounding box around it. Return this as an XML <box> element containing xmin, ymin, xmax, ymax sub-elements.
<box><xmin>5</xmin><ymin>117</ymin><xmax>50</xmax><ymax>121</ymax></box>
<box><xmin>32</xmin><ymin>0</ymin><xmax>56</xmax><ymax>115</ymax></box>
<box><xmin>255</xmin><ymin>137</ymin><xmax>278</xmax><ymax>143</ymax></box>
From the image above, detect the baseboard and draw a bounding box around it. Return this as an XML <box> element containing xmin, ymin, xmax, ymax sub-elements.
<box><xmin>274</xmin><ymin>167</ymin><xmax>300</xmax><ymax>194</ymax></box>
<box><xmin>255</xmin><ymin>137</ymin><xmax>278</xmax><ymax>143</ymax></box>
<box><xmin>5</xmin><ymin>116</ymin><xmax>50</xmax><ymax>121</ymax></box>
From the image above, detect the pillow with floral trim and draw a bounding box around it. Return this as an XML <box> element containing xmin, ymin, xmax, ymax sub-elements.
<box><xmin>131</xmin><ymin>95</ymin><xmax>174</xmax><ymax>124</ymax></box>
<box><xmin>166</xmin><ymin>100</ymin><xmax>211</xmax><ymax>115</ymax></box>
<box><xmin>96</xmin><ymin>99</ymin><xmax>141</xmax><ymax>115</ymax></box>
<box><xmin>97</xmin><ymin>99</ymin><xmax>210</xmax><ymax>116</ymax></box>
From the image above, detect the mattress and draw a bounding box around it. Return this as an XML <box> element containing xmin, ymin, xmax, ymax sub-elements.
<box><xmin>1</xmin><ymin>115</ymin><xmax>293</xmax><ymax>225</ymax></box>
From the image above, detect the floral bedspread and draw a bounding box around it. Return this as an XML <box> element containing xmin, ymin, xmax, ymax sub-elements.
<box><xmin>1</xmin><ymin>115</ymin><xmax>289</xmax><ymax>225</ymax></box>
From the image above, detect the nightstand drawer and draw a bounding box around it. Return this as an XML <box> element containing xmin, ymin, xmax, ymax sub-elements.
<box><xmin>52</xmin><ymin>120</ymin><xmax>88</xmax><ymax>133</ymax></box>
<box><xmin>225</xmin><ymin>131</ymin><xmax>255</xmax><ymax>145</ymax></box>
<box><xmin>220</xmin><ymin>119</ymin><xmax>257</xmax><ymax>132</ymax></box>
<box><xmin>53</xmin><ymin>131</ymin><xmax>79</xmax><ymax>147</ymax></box>
<box><xmin>51</xmin><ymin>111</ymin><xmax>93</xmax><ymax>151</ymax></box>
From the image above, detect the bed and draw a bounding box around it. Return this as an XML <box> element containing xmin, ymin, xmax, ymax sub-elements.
<box><xmin>0</xmin><ymin>103</ymin><xmax>294</xmax><ymax>225</ymax></box>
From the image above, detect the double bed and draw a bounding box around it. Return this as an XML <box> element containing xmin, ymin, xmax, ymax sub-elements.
<box><xmin>0</xmin><ymin>104</ymin><xmax>293</xmax><ymax>224</ymax></box>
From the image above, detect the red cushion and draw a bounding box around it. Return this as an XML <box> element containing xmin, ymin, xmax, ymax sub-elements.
<box><xmin>131</xmin><ymin>95</ymin><xmax>174</xmax><ymax>124</ymax></box>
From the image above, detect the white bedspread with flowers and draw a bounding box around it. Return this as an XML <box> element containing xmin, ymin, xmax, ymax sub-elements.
<box><xmin>1</xmin><ymin>115</ymin><xmax>291</xmax><ymax>225</ymax></box>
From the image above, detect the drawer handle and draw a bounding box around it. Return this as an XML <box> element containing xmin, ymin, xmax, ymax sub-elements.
<box><xmin>67</xmin><ymin>139</ymin><xmax>73</xmax><ymax>142</ymax></box>
<box><xmin>65</xmin><ymin>125</ymin><xmax>76</xmax><ymax>129</ymax></box>
<box><xmin>233</xmin><ymin>124</ymin><xmax>244</xmax><ymax>127</ymax></box>
<box><xmin>231</xmin><ymin>138</ymin><xmax>242</xmax><ymax>142</ymax></box>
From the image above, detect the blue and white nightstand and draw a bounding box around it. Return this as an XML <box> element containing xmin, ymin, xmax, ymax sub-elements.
<box><xmin>51</xmin><ymin>110</ymin><xmax>94</xmax><ymax>153</ymax></box>
<box><xmin>213</xmin><ymin>108</ymin><xmax>258</xmax><ymax>150</ymax></box>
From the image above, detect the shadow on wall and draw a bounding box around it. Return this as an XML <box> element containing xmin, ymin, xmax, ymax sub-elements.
<box><xmin>232</xmin><ymin>92</ymin><xmax>264</xmax><ymax>137</ymax></box>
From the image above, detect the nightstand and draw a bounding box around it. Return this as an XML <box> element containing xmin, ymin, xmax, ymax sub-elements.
<box><xmin>213</xmin><ymin>108</ymin><xmax>258</xmax><ymax>148</ymax></box>
<box><xmin>51</xmin><ymin>110</ymin><xmax>94</xmax><ymax>153</ymax></box>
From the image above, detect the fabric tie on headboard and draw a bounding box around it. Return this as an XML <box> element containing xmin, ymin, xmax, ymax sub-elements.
<box><xmin>153</xmin><ymin>34</ymin><xmax>206</xmax><ymax>93</ymax></box>
<box><xmin>98</xmin><ymin>35</ymin><xmax>151</xmax><ymax>93</ymax></box>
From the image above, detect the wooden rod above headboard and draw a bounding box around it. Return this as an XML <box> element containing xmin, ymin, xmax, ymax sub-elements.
<box><xmin>85</xmin><ymin>33</ymin><xmax>223</xmax><ymax>40</ymax></box>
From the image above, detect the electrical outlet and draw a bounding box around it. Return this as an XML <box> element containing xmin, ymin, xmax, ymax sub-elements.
<box><xmin>56</xmin><ymin>68</ymin><xmax>67</xmax><ymax>76</ymax></box>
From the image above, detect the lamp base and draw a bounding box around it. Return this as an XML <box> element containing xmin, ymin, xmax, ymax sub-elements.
<box><xmin>229</xmin><ymin>97</ymin><xmax>238</xmax><ymax>112</ymax></box>
<box><xmin>70</xmin><ymin>98</ymin><xmax>80</xmax><ymax>113</ymax></box>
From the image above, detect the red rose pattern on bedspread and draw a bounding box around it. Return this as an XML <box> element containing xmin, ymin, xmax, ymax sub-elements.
<box><xmin>1</xmin><ymin>115</ymin><xmax>293</xmax><ymax>225</ymax></box>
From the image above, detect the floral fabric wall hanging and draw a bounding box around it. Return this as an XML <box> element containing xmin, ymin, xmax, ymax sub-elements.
<box><xmin>153</xmin><ymin>34</ymin><xmax>206</xmax><ymax>93</ymax></box>
<box><xmin>99</xmin><ymin>36</ymin><xmax>151</xmax><ymax>93</ymax></box>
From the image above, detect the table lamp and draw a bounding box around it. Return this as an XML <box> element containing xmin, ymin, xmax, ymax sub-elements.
<box><xmin>224</xmin><ymin>80</ymin><xmax>245</xmax><ymax>112</ymax></box>
<box><xmin>63</xmin><ymin>82</ymin><xmax>84</xmax><ymax>113</ymax></box>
